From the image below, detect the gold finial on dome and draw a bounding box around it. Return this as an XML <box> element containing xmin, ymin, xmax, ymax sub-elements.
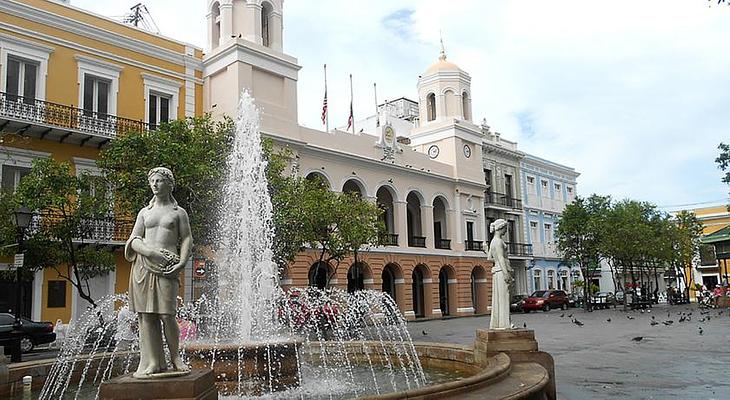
<box><xmin>439</xmin><ymin>30</ymin><xmax>447</xmax><ymax>61</ymax></box>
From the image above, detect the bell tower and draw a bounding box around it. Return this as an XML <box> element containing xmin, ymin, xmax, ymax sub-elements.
<box><xmin>204</xmin><ymin>0</ymin><xmax>300</xmax><ymax>136</ymax></box>
<box><xmin>416</xmin><ymin>40</ymin><xmax>473</xmax><ymax>126</ymax></box>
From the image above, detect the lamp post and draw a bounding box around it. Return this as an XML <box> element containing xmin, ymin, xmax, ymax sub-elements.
<box><xmin>11</xmin><ymin>206</ymin><xmax>32</xmax><ymax>330</ymax></box>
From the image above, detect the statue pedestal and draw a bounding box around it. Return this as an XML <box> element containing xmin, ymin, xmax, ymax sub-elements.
<box><xmin>99</xmin><ymin>369</ymin><xmax>217</xmax><ymax>400</ymax></box>
<box><xmin>474</xmin><ymin>329</ymin><xmax>556</xmax><ymax>399</ymax></box>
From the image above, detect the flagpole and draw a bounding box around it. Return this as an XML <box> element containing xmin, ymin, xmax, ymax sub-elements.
<box><xmin>349</xmin><ymin>73</ymin><xmax>355</xmax><ymax>134</ymax></box>
<box><xmin>324</xmin><ymin>64</ymin><xmax>329</xmax><ymax>133</ymax></box>
<box><xmin>374</xmin><ymin>82</ymin><xmax>379</xmax><ymax>128</ymax></box>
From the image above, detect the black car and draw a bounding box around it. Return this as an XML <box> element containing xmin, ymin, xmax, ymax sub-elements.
<box><xmin>0</xmin><ymin>313</ymin><xmax>56</xmax><ymax>353</ymax></box>
<box><xmin>510</xmin><ymin>295</ymin><xmax>527</xmax><ymax>312</ymax></box>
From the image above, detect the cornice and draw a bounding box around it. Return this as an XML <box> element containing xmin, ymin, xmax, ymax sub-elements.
<box><xmin>203</xmin><ymin>40</ymin><xmax>301</xmax><ymax>80</ymax></box>
<box><xmin>1</xmin><ymin>1</ymin><xmax>203</xmax><ymax>70</ymax></box>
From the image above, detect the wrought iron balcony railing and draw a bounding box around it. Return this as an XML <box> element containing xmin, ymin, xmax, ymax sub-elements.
<box><xmin>435</xmin><ymin>238</ymin><xmax>451</xmax><ymax>250</ymax></box>
<box><xmin>381</xmin><ymin>233</ymin><xmax>399</xmax><ymax>246</ymax></box>
<box><xmin>507</xmin><ymin>242</ymin><xmax>533</xmax><ymax>257</ymax></box>
<box><xmin>465</xmin><ymin>240</ymin><xmax>484</xmax><ymax>251</ymax></box>
<box><xmin>0</xmin><ymin>92</ymin><xmax>149</xmax><ymax>140</ymax></box>
<box><xmin>485</xmin><ymin>191</ymin><xmax>522</xmax><ymax>209</ymax></box>
<box><xmin>408</xmin><ymin>236</ymin><xmax>426</xmax><ymax>248</ymax></box>
<box><xmin>26</xmin><ymin>211</ymin><xmax>134</xmax><ymax>243</ymax></box>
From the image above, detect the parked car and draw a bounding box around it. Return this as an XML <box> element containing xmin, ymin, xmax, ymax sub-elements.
<box><xmin>590</xmin><ymin>292</ymin><xmax>617</xmax><ymax>309</ymax></box>
<box><xmin>614</xmin><ymin>291</ymin><xmax>625</xmax><ymax>305</ymax></box>
<box><xmin>522</xmin><ymin>290</ymin><xmax>570</xmax><ymax>312</ymax></box>
<box><xmin>0</xmin><ymin>313</ymin><xmax>56</xmax><ymax>353</ymax></box>
<box><xmin>510</xmin><ymin>295</ymin><xmax>527</xmax><ymax>313</ymax></box>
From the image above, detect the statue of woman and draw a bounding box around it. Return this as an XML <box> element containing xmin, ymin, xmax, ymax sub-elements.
<box><xmin>125</xmin><ymin>167</ymin><xmax>192</xmax><ymax>378</ymax></box>
<box><xmin>487</xmin><ymin>219</ymin><xmax>513</xmax><ymax>330</ymax></box>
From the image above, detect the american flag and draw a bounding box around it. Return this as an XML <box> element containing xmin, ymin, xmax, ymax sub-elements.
<box><xmin>346</xmin><ymin>99</ymin><xmax>353</xmax><ymax>130</ymax></box>
<box><xmin>321</xmin><ymin>88</ymin><xmax>328</xmax><ymax>125</ymax></box>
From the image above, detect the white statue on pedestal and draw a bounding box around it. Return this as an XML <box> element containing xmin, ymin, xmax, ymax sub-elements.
<box><xmin>487</xmin><ymin>219</ymin><xmax>513</xmax><ymax>330</ymax></box>
<box><xmin>125</xmin><ymin>167</ymin><xmax>193</xmax><ymax>378</ymax></box>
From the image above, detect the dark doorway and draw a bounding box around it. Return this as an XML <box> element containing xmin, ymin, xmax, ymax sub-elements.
<box><xmin>0</xmin><ymin>277</ymin><xmax>32</xmax><ymax>317</ymax></box>
<box><xmin>308</xmin><ymin>262</ymin><xmax>329</xmax><ymax>289</ymax></box>
<box><xmin>347</xmin><ymin>263</ymin><xmax>365</xmax><ymax>293</ymax></box>
<box><xmin>412</xmin><ymin>267</ymin><xmax>425</xmax><ymax>318</ymax></box>
<box><xmin>382</xmin><ymin>265</ymin><xmax>396</xmax><ymax>302</ymax></box>
<box><xmin>439</xmin><ymin>268</ymin><xmax>449</xmax><ymax>316</ymax></box>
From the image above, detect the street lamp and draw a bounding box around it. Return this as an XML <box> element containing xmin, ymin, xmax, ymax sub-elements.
<box><xmin>11</xmin><ymin>205</ymin><xmax>32</xmax><ymax>329</ymax></box>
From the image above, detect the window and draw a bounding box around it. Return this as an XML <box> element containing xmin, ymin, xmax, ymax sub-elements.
<box><xmin>554</xmin><ymin>183</ymin><xmax>561</xmax><ymax>192</ymax></box>
<box><xmin>484</xmin><ymin>168</ymin><xmax>492</xmax><ymax>189</ymax></box>
<box><xmin>527</xmin><ymin>176</ymin><xmax>536</xmax><ymax>194</ymax></box>
<box><xmin>544</xmin><ymin>223</ymin><xmax>553</xmax><ymax>243</ymax></box>
<box><xmin>466</xmin><ymin>221</ymin><xmax>475</xmax><ymax>243</ymax></box>
<box><xmin>426</xmin><ymin>93</ymin><xmax>436</xmax><ymax>121</ymax></box>
<box><xmin>47</xmin><ymin>281</ymin><xmax>66</xmax><ymax>308</ymax></box>
<box><xmin>504</xmin><ymin>174</ymin><xmax>513</xmax><ymax>198</ymax></box>
<box><xmin>6</xmin><ymin>57</ymin><xmax>38</xmax><ymax>103</ymax></box>
<box><xmin>559</xmin><ymin>270</ymin><xmax>569</xmax><ymax>291</ymax></box>
<box><xmin>547</xmin><ymin>270</ymin><xmax>555</xmax><ymax>289</ymax></box>
<box><xmin>1</xmin><ymin>165</ymin><xmax>31</xmax><ymax>193</ymax></box>
<box><xmin>261</xmin><ymin>2</ymin><xmax>272</xmax><ymax>47</ymax></box>
<box><xmin>529</xmin><ymin>221</ymin><xmax>539</xmax><ymax>242</ymax></box>
<box><xmin>540</xmin><ymin>180</ymin><xmax>549</xmax><ymax>196</ymax></box>
<box><xmin>567</xmin><ymin>186</ymin><xmax>573</xmax><ymax>195</ymax></box>
<box><xmin>148</xmin><ymin>93</ymin><xmax>171</xmax><ymax>129</ymax></box>
<box><xmin>82</xmin><ymin>74</ymin><xmax>110</xmax><ymax>118</ymax></box>
<box><xmin>533</xmin><ymin>270</ymin><xmax>542</xmax><ymax>291</ymax></box>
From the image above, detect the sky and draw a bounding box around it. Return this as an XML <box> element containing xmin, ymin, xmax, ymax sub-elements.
<box><xmin>71</xmin><ymin>0</ymin><xmax>730</xmax><ymax>210</ymax></box>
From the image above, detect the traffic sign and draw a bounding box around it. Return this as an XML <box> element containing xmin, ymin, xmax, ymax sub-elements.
<box><xmin>13</xmin><ymin>253</ymin><xmax>24</xmax><ymax>270</ymax></box>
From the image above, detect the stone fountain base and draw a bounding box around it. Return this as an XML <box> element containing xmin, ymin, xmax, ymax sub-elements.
<box><xmin>184</xmin><ymin>339</ymin><xmax>302</xmax><ymax>396</ymax></box>
<box><xmin>98</xmin><ymin>368</ymin><xmax>217</xmax><ymax>400</ymax></box>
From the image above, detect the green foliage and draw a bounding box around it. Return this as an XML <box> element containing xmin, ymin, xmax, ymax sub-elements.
<box><xmin>717</xmin><ymin>142</ymin><xmax>730</xmax><ymax>204</ymax></box>
<box><xmin>0</xmin><ymin>158</ymin><xmax>116</xmax><ymax>307</ymax></box>
<box><xmin>98</xmin><ymin>116</ymin><xmax>234</xmax><ymax>245</ymax></box>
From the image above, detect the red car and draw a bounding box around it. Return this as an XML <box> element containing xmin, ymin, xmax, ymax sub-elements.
<box><xmin>521</xmin><ymin>290</ymin><xmax>570</xmax><ymax>312</ymax></box>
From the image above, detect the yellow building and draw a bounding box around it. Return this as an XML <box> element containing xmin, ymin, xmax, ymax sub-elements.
<box><xmin>680</xmin><ymin>205</ymin><xmax>730</xmax><ymax>294</ymax></box>
<box><xmin>0</xmin><ymin>0</ymin><xmax>203</xmax><ymax>324</ymax></box>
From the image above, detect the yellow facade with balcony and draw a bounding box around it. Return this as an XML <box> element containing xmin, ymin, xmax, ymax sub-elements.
<box><xmin>679</xmin><ymin>205</ymin><xmax>730</xmax><ymax>297</ymax></box>
<box><xmin>0</xmin><ymin>0</ymin><xmax>203</xmax><ymax>324</ymax></box>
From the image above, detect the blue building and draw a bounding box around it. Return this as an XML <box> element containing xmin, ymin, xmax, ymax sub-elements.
<box><xmin>520</xmin><ymin>154</ymin><xmax>581</xmax><ymax>294</ymax></box>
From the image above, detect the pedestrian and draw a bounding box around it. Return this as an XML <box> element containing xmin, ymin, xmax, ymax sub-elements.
<box><xmin>713</xmin><ymin>285</ymin><xmax>724</xmax><ymax>307</ymax></box>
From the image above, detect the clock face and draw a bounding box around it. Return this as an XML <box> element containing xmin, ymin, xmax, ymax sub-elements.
<box><xmin>428</xmin><ymin>145</ymin><xmax>439</xmax><ymax>159</ymax></box>
<box><xmin>463</xmin><ymin>144</ymin><xmax>472</xmax><ymax>158</ymax></box>
<box><xmin>384</xmin><ymin>126</ymin><xmax>395</xmax><ymax>143</ymax></box>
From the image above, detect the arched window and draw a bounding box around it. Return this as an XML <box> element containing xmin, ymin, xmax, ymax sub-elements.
<box><xmin>261</xmin><ymin>2</ymin><xmax>273</xmax><ymax>47</ymax></box>
<box><xmin>211</xmin><ymin>2</ymin><xmax>221</xmax><ymax>48</ymax></box>
<box><xmin>462</xmin><ymin>91</ymin><xmax>470</xmax><ymax>120</ymax></box>
<box><xmin>426</xmin><ymin>93</ymin><xmax>436</xmax><ymax>122</ymax></box>
<box><xmin>308</xmin><ymin>262</ymin><xmax>329</xmax><ymax>289</ymax></box>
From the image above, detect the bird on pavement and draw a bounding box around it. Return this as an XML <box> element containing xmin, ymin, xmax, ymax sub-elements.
<box><xmin>650</xmin><ymin>320</ymin><xmax>659</xmax><ymax>326</ymax></box>
<box><xmin>707</xmin><ymin>315</ymin><xmax>712</xmax><ymax>321</ymax></box>
<box><xmin>606</xmin><ymin>318</ymin><xmax>611</xmax><ymax>323</ymax></box>
<box><xmin>568</xmin><ymin>314</ymin><xmax>573</xmax><ymax>318</ymax></box>
<box><xmin>627</xmin><ymin>315</ymin><xmax>635</xmax><ymax>320</ymax></box>
<box><xmin>523</xmin><ymin>322</ymin><xmax>527</xmax><ymax>328</ymax></box>
<box><xmin>560</xmin><ymin>313</ymin><xmax>565</xmax><ymax>318</ymax></box>
<box><xmin>632</xmin><ymin>336</ymin><xmax>643</xmax><ymax>342</ymax></box>
<box><xmin>422</xmin><ymin>330</ymin><xmax>428</xmax><ymax>336</ymax></box>
<box><xmin>699</xmin><ymin>326</ymin><xmax>703</xmax><ymax>336</ymax></box>
<box><xmin>651</xmin><ymin>316</ymin><xmax>655</xmax><ymax>320</ymax></box>
<box><xmin>572</xmin><ymin>318</ymin><xmax>584</xmax><ymax>327</ymax></box>
<box><xmin>662</xmin><ymin>320</ymin><xmax>673</xmax><ymax>326</ymax></box>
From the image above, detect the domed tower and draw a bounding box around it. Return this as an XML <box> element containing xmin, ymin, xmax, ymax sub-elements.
<box><xmin>204</xmin><ymin>0</ymin><xmax>300</xmax><ymax>137</ymax></box>
<box><xmin>417</xmin><ymin>42</ymin><xmax>473</xmax><ymax>125</ymax></box>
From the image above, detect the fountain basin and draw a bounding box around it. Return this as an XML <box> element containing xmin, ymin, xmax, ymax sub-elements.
<box><xmin>184</xmin><ymin>339</ymin><xmax>302</xmax><ymax>396</ymax></box>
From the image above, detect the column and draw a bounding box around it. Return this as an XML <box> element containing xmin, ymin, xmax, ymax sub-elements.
<box><xmin>479</xmin><ymin>197</ymin><xmax>487</xmax><ymax>244</ymax></box>
<box><xmin>453</xmin><ymin>191</ymin><xmax>462</xmax><ymax>245</ymax></box>
<box><xmin>270</xmin><ymin>11</ymin><xmax>283</xmax><ymax>52</ymax></box>
<box><xmin>421</xmin><ymin>205</ymin><xmax>434</xmax><ymax>249</ymax></box>
<box><xmin>245</xmin><ymin>3</ymin><xmax>263</xmax><ymax>44</ymax></box>
<box><xmin>219</xmin><ymin>2</ymin><xmax>233</xmax><ymax>42</ymax></box>
<box><xmin>394</xmin><ymin>200</ymin><xmax>408</xmax><ymax>247</ymax></box>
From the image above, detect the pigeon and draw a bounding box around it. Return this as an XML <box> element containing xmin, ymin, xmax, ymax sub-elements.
<box><xmin>650</xmin><ymin>320</ymin><xmax>659</xmax><ymax>326</ymax></box>
<box><xmin>647</xmin><ymin>309</ymin><xmax>651</xmax><ymax>313</ymax></box>
<box><xmin>718</xmin><ymin>311</ymin><xmax>723</xmax><ymax>316</ymax></box>
<box><xmin>421</xmin><ymin>330</ymin><xmax>428</xmax><ymax>336</ymax></box>
<box><xmin>662</xmin><ymin>320</ymin><xmax>673</xmax><ymax>326</ymax></box>
<box><xmin>572</xmin><ymin>318</ymin><xmax>584</xmax><ymax>327</ymax></box>
<box><xmin>606</xmin><ymin>318</ymin><xmax>611</xmax><ymax>323</ymax></box>
<box><xmin>568</xmin><ymin>314</ymin><xmax>573</xmax><ymax>318</ymax></box>
<box><xmin>523</xmin><ymin>322</ymin><xmax>527</xmax><ymax>328</ymax></box>
<box><xmin>632</xmin><ymin>336</ymin><xmax>643</xmax><ymax>342</ymax></box>
<box><xmin>707</xmin><ymin>316</ymin><xmax>712</xmax><ymax>321</ymax></box>
<box><xmin>560</xmin><ymin>313</ymin><xmax>565</xmax><ymax>318</ymax></box>
<box><xmin>698</xmin><ymin>326</ymin><xmax>703</xmax><ymax>336</ymax></box>
<box><xmin>640</xmin><ymin>309</ymin><xmax>645</xmax><ymax>314</ymax></box>
<box><xmin>679</xmin><ymin>316</ymin><xmax>686</xmax><ymax>323</ymax></box>
<box><xmin>627</xmin><ymin>315</ymin><xmax>635</xmax><ymax>320</ymax></box>
<box><xmin>651</xmin><ymin>316</ymin><xmax>655</xmax><ymax>320</ymax></box>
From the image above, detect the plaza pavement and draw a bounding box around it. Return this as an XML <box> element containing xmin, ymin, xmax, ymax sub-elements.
<box><xmin>407</xmin><ymin>303</ymin><xmax>730</xmax><ymax>400</ymax></box>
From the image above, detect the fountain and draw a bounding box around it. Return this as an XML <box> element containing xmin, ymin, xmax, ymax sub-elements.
<box><xmin>37</xmin><ymin>92</ymin><xmax>430</xmax><ymax>399</ymax></box>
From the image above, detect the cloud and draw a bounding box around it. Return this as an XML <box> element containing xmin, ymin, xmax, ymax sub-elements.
<box><xmin>66</xmin><ymin>0</ymin><xmax>730</xmax><ymax>208</ymax></box>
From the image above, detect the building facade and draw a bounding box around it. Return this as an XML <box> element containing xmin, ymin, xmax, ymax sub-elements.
<box><xmin>520</xmin><ymin>154</ymin><xmax>581</xmax><ymax>295</ymax></box>
<box><xmin>687</xmin><ymin>205</ymin><xmax>730</xmax><ymax>290</ymax></box>
<box><xmin>0</xmin><ymin>0</ymin><xmax>204</xmax><ymax>323</ymax></box>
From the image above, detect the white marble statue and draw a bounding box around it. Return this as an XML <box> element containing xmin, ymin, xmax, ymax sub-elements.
<box><xmin>487</xmin><ymin>219</ymin><xmax>513</xmax><ymax>330</ymax></box>
<box><xmin>125</xmin><ymin>167</ymin><xmax>193</xmax><ymax>379</ymax></box>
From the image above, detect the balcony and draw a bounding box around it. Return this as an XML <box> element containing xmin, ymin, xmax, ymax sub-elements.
<box><xmin>465</xmin><ymin>240</ymin><xmax>484</xmax><ymax>251</ymax></box>
<box><xmin>435</xmin><ymin>238</ymin><xmax>451</xmax><ymax>250</ymax></box>
<box><xmin>0</xmin><ymin>92</ymin><xmax>149</xmax><ymax>148</ymax></box>
<box><xmin>485</xmin><ymin>191</ymin><xmax>522</xmax><ymax>210</ymax></box>
<box><xmin>27</xmin><ymin>211</ymin><xmax>134</xmax><ymax>244</ymax></box>
<box><xmin>408</xmin><ymin>236</ymin><xmax>426</xmax><ymax>248</ymax></box>
<box><xmin>507</xmin><ymin>242</ymin><xmax>533</xmax><ymax>257</ymax></box>
<box><xmin>381</xmin><ymin>233</ymin><xmax>399</xmax><ymax>246</ymax></box>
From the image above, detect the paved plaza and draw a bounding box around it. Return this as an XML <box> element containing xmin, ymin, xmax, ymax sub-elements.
<box><xmin>408</xmin><ymin>304</ymin><xmax>730</xmax><ymax>400</ymax></box>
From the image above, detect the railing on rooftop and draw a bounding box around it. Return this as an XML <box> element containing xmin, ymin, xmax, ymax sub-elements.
<box><xmin>0</xmin><ymin>92</ymin><xmax>149</xmax><ymax>139</ymax></box>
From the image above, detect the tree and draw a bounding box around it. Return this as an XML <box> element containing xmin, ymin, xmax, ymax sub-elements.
<box><xmin>671</xmin><ymin>211</ymin><xmax>703</xmax><ymax>300</ymax></box>
<box><xmin>717</xmin><ymin>142</ymin><xmax>730</xmax><ymax>203</ymax></box>
<box><xmin>0</xmin><ymin>158</ymin><xmax>116</xmax><ymax>308</ymax></box>
<box><xmin>555</xmin><ymin>195</ymin><xmax>610</xmax><ymax>310</ymax></box>
<box><xmin>98</xmin><ymin>116</ymin><xmax>234</xmax><ymax>246</ymax></box>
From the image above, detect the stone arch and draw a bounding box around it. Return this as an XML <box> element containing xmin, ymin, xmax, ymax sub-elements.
<box><xmin>261</xmin><ymin>1</ymin><xmax>274</xmax><ymax>47</ymax></box>
<box><xmin>443</xmin><ymin>89</ymin><xmax>457</xmax><ymax>118</ymax></box>
<box><xmin>438</xmin><ymin>265</ymin><xmax>458</xmax><ymax>316</ymax></box>
<box><xmin>342</xmin><ymin>177</ymin><xmax>367</xmax><ymax>197</ymax></box>
<box><xmin>406</xmin><ymin>190</ymin><xmax>425</xmax><ymax>247</ymax></box>
<box><xmin>347</xmin><ymin>261</ymin><xmax>372</xmax><ymax>293</ymax></box>
<box><xmin>376</xmin><ymin>185</ymin><xmax>397</xmax><ymax>236</ymax></box>
<box><xmin>304</xmin><ymin>170</ymin><xmax>333</xmax><ymax>190</ymax></box>
<box><xmin>411</xmin><ymin>264</ymin><xmax>432</xmax><ymax>318</ymax></box>
<box><xmin>471</xmin><ymin>265</ymin><xmax>489</xmax><ymax>314</ymax></box>
<box><xmin>432</xmin><ymin>195</ymin><xmax>450</xmax><ymax>248</ymax></box>
<box><xmin>210</xmin><ymin>1</ymin><xmax>221</xmax><ymax>48</ymax></box>
<box><xmin>308</xmin><ymin>261</ymin><xmax>332</xmax><ymax>289</ymax></box>
<box><xmin>426</xmin><ymin>92</ymin><xmax>436</xmax><ymax>121</ymax></box>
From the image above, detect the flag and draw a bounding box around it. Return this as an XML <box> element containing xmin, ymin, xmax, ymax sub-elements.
<box><xmin>347</xmin><ymin>73</ymin><xmax>354</xmax><ymax>132</ymax></box>
<box><xmin>347</xmin><ymin>99</ymin><xmax>353</xmax><ymax>130</ymax></box>
<box><xmin>321</xmin><ymin>88</ymin><xmax>328</xmax><ymax>125</ymax></box>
